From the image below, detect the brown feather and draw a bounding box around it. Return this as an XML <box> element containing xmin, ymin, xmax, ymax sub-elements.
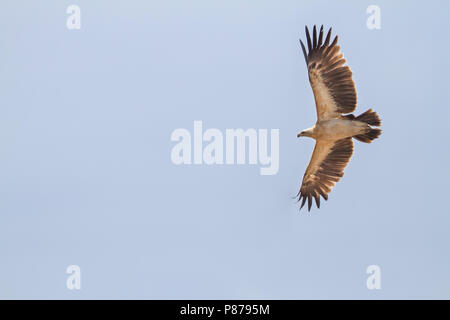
<box><xmin>299</xmin><ymin>26</ymin><xmax>357</xmax><ymax>119</ymax></box>
<box><xmin>355</xmin><ymin>109</ymin><xmax>382</xmax><ymax>126</ymax></box>
<box><xmin>297</xmin><ymin>138</ymin><xmax>354</xmax><ymax>210</ymax></box>
<box><xmin>305</xmin><ymin>26</ymin><xmax>312</xmax><ymax>52</ymax></box>
<box><xmin>317</xmin><ymin>25</ymin><xmax>324</xmax><ymax>47</ymax></box>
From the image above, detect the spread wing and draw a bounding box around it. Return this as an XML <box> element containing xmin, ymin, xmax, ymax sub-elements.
<box><xmin>297</xmin><ymin>138</ymin><xmax>354</xmax><ymax>211</ymax></box>
<box><xmin>299</xmin><ymin>25</ymin><xmax>357</xmax><ymax>120</ymax></box>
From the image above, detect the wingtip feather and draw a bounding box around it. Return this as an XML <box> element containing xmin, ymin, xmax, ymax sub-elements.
<box><xmin>312</xmin><ymin>25</ymin><xmax>317</xmax><ymax>49</ymax></box>
<box><xmin>305</xmin><ymin>26</ymin><xmax>312</xmax><ymax>52</ymax></box>
<box><xmin>300</xmin><ymin>195</ymin><xmax>307</xmax><ymax>210</ymax></box>
<box><xmin>299</xmin><ymin>39</ymin><xmax>308</xmax><ymax>64</ymax></box>
<box><xmin>318</xmin><ymin>25</ymin><xmax>324</xmax><ymax>47</ymax></box>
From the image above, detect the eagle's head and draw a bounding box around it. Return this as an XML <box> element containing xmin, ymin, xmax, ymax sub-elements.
<box><xmin>297</xmin><ymin>128</ymin><xmax>314</xmax><ymax>138</ymax></box>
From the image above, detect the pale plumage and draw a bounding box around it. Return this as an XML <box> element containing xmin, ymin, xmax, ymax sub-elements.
<box><xmin>297</xmin><ymin>25</ymin><xmax>382</xmax><ymax>211</ymax></box>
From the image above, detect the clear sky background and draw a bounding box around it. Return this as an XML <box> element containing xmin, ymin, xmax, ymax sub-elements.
<box><xmin>0</xmin><ymin>0</ymin><xmax>449</xmax><ymax>299</ymax></box>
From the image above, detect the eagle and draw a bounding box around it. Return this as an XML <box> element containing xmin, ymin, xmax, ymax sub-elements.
<box><xmin>297</xmin><ymin>25</ymin><xmax>382</xmax><ymax>211</ymax></box>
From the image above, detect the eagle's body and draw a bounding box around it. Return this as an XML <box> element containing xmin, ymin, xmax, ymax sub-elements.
<box><xmin>297</xmin><ymin>25</ymin><xmax>382</xmax><ymax>211</ymax></box>
<box><xmin>304</xmin><ymin>119</ymin><xmax>368</xmax><ymax>141</ymax></box>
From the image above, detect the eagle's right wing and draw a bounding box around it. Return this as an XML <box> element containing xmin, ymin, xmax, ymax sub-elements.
<box><xmin>299</xmin><ymin>25</ymin><xmax>357</xmax><ymax>121</ymax></box>
<box><xmin>297</xmin><ymin>138</ymin><xmax>354</xmax><ymax>211</ymax></box>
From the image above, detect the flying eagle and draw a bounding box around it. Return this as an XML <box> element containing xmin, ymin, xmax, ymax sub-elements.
<box><xmin>297</xmin><ymin>25</ymin><xmax>382</xmax><ymax>211</ymax></box>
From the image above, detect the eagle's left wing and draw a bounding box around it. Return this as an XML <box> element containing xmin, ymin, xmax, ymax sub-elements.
<box><xmin>298</xmin><ymin>138</ymin><xmax>354</xmax><ymax>211</ymax></box>
<box><xmin>299</xmin><ymin>25</ymin><xmax>357</xmax><ymax>121</ymax></box>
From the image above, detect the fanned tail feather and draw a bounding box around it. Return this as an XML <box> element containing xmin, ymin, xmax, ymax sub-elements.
<box><xmin>355</xmin><ymin>109</ymin><xmax>381</xmax><ymax>126</ymax></box>
<box><xmin>354</xmin><ymin>128</ymin><xmax>382</xmax><ymax>143</ymax></box>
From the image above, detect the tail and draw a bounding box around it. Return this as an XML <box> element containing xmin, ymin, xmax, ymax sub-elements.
<box><xmin>353</xmin><ymin>128</ymin><xmax>382</xmax><ymax>143</ymax></box>
<box><xmin>355</xmin><ymin>109</ymin><xmax>381</xmax><ymax>126</ymax></box>
<box><xmin>353</xmin><ymin>109</ymin><xmax>382</xmax><ymax>143</ymax></box>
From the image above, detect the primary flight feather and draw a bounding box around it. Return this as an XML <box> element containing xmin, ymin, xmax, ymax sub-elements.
<box><xmin>297</xmin><ymin>25</ymin><xmax>382</xmax><ymax>211</ymax></box>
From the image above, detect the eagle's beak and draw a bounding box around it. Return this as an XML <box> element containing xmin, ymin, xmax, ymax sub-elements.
<box><xmin>297</xmin><ymin>132</ymin><xmax>304</xmax><ymax>138</ymax></box>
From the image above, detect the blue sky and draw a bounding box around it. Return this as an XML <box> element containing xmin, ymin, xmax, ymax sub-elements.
<box><xmin>0</xmin><ymin>0</ymin><xmax>449</xmax><ymax>299</ymax></box>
